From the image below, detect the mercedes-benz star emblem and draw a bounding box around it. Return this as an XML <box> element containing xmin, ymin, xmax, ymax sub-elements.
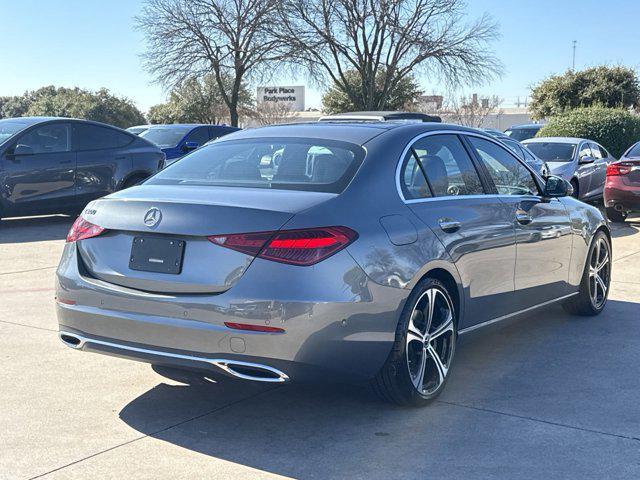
<box><xmin>143</xmin><ymin>207</ymin><xmax>162</xmax><ymax>228</ymax></box>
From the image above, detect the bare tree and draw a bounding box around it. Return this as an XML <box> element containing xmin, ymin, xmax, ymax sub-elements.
<box><xmin>276</xmin><ymin>0</ymin><xmax>502</xmax><ymax>111</ymax></box>
<box><xmin>137</xmin><ymin>0</ymin><xmax>286</xmax><ymax>126</ymax></box>
<box><xmin>446</xmin><ymin>94</ymin><xmax>503</xmax><ymax>128</ymax></box>
<box><xmin>247</xmin><ymin>101</ymin><xmax>298</xmax><ymax>125</ymax></box>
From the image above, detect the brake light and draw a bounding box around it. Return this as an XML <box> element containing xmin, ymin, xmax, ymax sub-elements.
<box><xmin>606</xmin><ymin>163</ymin><xmax>633</xmax><ymax>176</ymax></box>
<box><xmin>208</xmin><ymin>226</ymin><xmax>358</xmax><ymax>266</ymax></box>
<box><xmin>66</xmin><ymin>217</ymin><xmax>105</xmax><ymax>243</ymax></box>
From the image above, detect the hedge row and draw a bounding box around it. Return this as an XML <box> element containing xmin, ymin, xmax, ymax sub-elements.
<box><xmin>537</xmin><ymin>106</ymin><xmax>640</xmax><ymax>158</ymax></box>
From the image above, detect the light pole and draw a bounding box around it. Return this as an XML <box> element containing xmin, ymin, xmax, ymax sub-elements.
<box><xmin>572</xmin><ymin>40</ymin><xmax>577</xmax><ymax>71</ymax></box>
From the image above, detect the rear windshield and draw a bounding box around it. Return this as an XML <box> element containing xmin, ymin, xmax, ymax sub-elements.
<box><xmin>140</xmin><ymin>126</ymin><xmax>193</xmax><ymax>147</ymax></box>
<box><xmin>0</xmin><ymin>121</ymin><xmax>29</xmax><ymax>143</ymax></box>
<box><xmin>525</xmin><ymin>142</ymin><xmax>576</xmax><ymax>162</ymax></box>
<box><xmin>505</xmin><ymin>128</ymin><xmax>539</xmax><ymax>141</ymax></box>
<box><xmin>146</xmin><ymin>138</ymin><xmax>365</xmax><ymax>193</ymax></box>
<box><xmin>626</xmin><ymin>143</ymin><xmax>640</xmax><ymax>158</ymax></box>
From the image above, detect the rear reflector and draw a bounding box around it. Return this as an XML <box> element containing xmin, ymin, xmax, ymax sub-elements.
<box><xmin>224</xmin><ymin>322</ymin><xmax>285</xmax><ymax>333</ymax></box>
<box><xmin>208</xmin><ymin>226</ymin><xmax>357</xmax><ymax>266</ymax></box>
<box><xmin>56</xmin><ymin>297</ymin><xmax>76</xmax><ymax>305</ymax></box>
<box><xmin>66</xmin><ymin>217</ymin><xmax>105</xmax><ymax>243</ymax></box>
<box><xmin>606</xmin><ymin>163</ymin><xmax>633</xmax><ymax>176</ymax></box>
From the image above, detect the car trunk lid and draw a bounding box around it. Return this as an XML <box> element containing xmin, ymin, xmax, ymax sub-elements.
<box><xmin>77</xmin><ymin>185</ymin><xmax>335</xmax><ymax>293</ymax></box>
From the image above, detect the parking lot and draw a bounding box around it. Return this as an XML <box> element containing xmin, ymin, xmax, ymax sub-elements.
<box><xmin>1</xmin><ymin>213</ymin><xmax>639</xmax><ymax>480</ymax></box>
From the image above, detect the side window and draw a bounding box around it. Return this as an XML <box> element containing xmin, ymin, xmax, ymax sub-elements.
<box><xmin>412</xmin><ymin>134</ymin><xmax>484</xmax><ymax>197</ymax></box>
<box><xmin>185</xmin><ymin>127</ymin><xmax>210</xmax><ymax>146</ymax></box>
<box><xmin>468</xmin><ymin>136</ymin><xmax>540</xmax><ymax>196</ymax></box>
<box><xmin>590</xmin><ymin>143</ymin><xmax>603</xmax><ymax>159</ymax></box>
<box><xmin>73</xmin><ymin>124</ymin><xmax>133</xmax><ymax>151</ymax></box>
<box><xmin>578</xmin><ymin>143</ymin><xmax>593</xmax><ymax>160</ymax></box>
<box><xmin>522</xmin><ymin>147</ymin><xmax>537</xmax><ymax>164</ymax></box>
<box><xmin>400</xmin><ymin>151</ymin><xmax>431</xmax><ymax>200</ymax></box>
<box><xmin>16</xmin><ymin>123</ymin><xmax>71</xmax><ymax>154</ymax></box>
<box><xmin>503</xmin><ymin>140</ymin><xmax>524</xmax><ymax>160</ymax></box>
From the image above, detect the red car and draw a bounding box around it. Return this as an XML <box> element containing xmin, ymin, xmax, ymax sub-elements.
<box><xmin>604</xmin><ymin>142</ymin><xmax>640</xmax><ymax>222</ymax></box>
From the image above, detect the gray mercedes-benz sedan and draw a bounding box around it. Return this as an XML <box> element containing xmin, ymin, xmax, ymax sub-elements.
<box><xmin>56</xmin><ymin>122</ymin><xmax>611</xmax><ymax>406</ymax></box>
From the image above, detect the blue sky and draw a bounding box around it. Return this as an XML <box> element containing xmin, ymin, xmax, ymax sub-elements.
<box><xmin>1</xmin><ymin>0</ymin><xmax>638</xmax><ymax>112</ymax></box>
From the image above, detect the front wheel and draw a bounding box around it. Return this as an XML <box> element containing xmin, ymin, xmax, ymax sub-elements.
<box><xmin>372</xmin><ymin>278</ymin><xmax>457</xmax><ymax>406</ymax></box>
<box><xmin>563</xmin><ymin>231</ymin><xmax>611</xmax><ymax>316</ymax></box>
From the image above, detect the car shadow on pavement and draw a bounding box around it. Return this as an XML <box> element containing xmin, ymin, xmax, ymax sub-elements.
<box><xmin>118</xmin><ymin>299</ymin><xmax>640</xmax><ymax>479</ymax></box>
<box><xmin>609</xmin><ymin>219</ymin><xmax>640</xmax><ymax>239</ymax></box>
<box><xmin>0</xmin><ymin>215</ymin><xmax>75</xmax><ymax>243</ymax></box>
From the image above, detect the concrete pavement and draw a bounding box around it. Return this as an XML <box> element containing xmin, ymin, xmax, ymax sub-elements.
<box><xmin>1</xmin><ymin>214</ymin><xmax>639</xmax><ymax>479</ymax></box>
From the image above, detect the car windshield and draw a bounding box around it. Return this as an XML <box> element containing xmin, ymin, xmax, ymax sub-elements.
<box><xmin>0</xmin><ymin>121</ymin><xmax>30</xmax><ymax>143</ymax></box>
<box><xmin>140</xmin><ymin>126</ymin><xmax>193</xmax><ymax>147</ymax></box>
<box><xmin>127</xmin><ymin>126</ymin><xmax>149</xmax><ymax>135</ymax></box>
<box><xmin>626</xmin><ymin>143</ymin><xmax>640</xmax><ymax>158</ymax></box>
<box><xmin>505</xmin><ymin>128</ymin><xmax>539</xmax><ymax>141</ymax></box>
<box><xmin>146</xmin><ymin>138</ymin><xmax>365</xmax><ymax>193</ymax></box>
<box><xmin>525</xmin><ymin>142</ymin><xmax>576</xmax><ymax>162</ymax></box>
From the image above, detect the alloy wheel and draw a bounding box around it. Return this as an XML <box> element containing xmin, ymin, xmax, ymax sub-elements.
<box><xmin>589</xmin><ymin>237</ymin><xmax>610</xmax><ymax>309</ymax></box>
<box><xmin>406</xmin><ymin>288</ymin><xmax>455</xmax><ymax>395</ymax></box>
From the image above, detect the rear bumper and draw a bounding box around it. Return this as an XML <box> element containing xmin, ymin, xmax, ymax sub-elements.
<box><xmin>56</xmin><ymin>243</ymin><xmax>407</xmax><ymax>384</ymax></box>
<box><xmin>604</xmin><ymin>184</ymin><xmax>640</xmax><ymax>211</ymax></box>
<box><xmin>58</xmin><ymin>329</ymin><xmax>290</xmax><ymax>382</ymax></box>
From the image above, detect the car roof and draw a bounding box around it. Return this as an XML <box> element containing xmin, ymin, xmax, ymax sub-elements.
<box><xmin>508</xmin><ymin>123</ymin><xmax>544</xmax><ymax>130</ymax></box>
<box><xmin>0</xmin><ymin>116</ymin><xmax>63</xmax><ymax>126</ymax></box>
<box><xmin>319</xmin><ymin>111</ymin><xmax>442</xmax><ymax>123</ymax></box>
<box><xmin>523</xmin><ymin>137</ymin><xmax>587</xmax><ymax>144</ymax></box>
<box><xmin>147</xmin><ymin>124</ymin><xmax>230</xmax><ymax>128</ymax></box>
<box><xmin>215</xmin><ymin>121</ymin><xmax>480</xmax><ymax>146</ymax></box>
<box><xmin>0</xmin><ymin>116</ymin><xmax>140</xmax><ymax>134</ymax></box>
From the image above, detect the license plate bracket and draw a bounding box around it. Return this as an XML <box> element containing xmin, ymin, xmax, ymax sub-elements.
<box><xmin>129</xmin><ymin>237</ymin><xmax>186</xmax><ymax>274</ymax></box>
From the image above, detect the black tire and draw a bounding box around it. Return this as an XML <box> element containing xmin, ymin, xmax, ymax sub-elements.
<box><xmin>570</xmin><ymin>179</ymin><xmax>579</xmax><ymax>199</ymax></box>
<box><xmin>372</xmin><ymin>278</ymin><xmax>457</xmax><ymax>406</ymax></box>
<box><xmin>606</xmin><ymin>207</ymin><xmax>627</xmax><ymax>223</ymax></box>
<box><xmin>563</xmin><ymin>231</ymin><xmax>611</xmax><ymax>316</ymax></box>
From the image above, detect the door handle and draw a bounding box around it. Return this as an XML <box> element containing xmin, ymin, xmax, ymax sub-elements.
<box><xmin>438</xmin><ymin>218</ymin><xmax>461</xmax><ymax>233</ymax></box>
<box><xmin>515</xmin><ymin>210</ymin><xmax>533</xmax><ymax>225</ymax></box>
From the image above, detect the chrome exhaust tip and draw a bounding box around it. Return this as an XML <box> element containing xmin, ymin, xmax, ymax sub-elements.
<box><xmin>614</xmin><ymin>204</ymin><xmax>625</xmax><ymax>212</ymax></box>
<box><xmin>59</xmin><ymin>332</ymin><xmax>85</xmax><ymax>349</ymax></box>
<box><xmin>214</xmin><ymin>360</ymin><xmax>289</xmax><ymax>383</ymax></box>
<box><xmin>57</xmin><ymin>331</ymin><xmax>289</xmax><ymax>382</ymax></box>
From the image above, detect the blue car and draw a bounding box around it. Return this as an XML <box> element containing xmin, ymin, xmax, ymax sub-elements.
<box><xmin>0</xmin><ymin>117</ymin><xmax>164</xmax><ymax>221</ymax></box>
<box><xmin>140</xmin><ymin>124</ymin><xmax>240</xmax><ymax>165</ymax></box>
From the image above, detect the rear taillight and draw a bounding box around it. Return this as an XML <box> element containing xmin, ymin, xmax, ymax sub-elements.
<box><xmin>606</xmin><ymin>163</ymin><xmax>633</xmax><ymax>176</ymax></box>
<box><xmin>208</xmin><ymin>226</ymin><xmax>358</xmax><ymax>266</ymax></box>
<box><xmin>66</xmin><ymin>217</ymin><xmax>105</xmax><ymax>243</ymax></box>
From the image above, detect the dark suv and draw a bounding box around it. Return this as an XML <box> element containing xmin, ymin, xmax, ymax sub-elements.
<box><xmin>0</xmin><ymin>117</ymin><xmax>164</xmax><ymax>221</ymax></box>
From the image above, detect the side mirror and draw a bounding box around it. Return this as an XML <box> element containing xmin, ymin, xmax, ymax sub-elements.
<box><xmin>12</xmin><ymin>144</ymin><xmax>35</xmax><ymax>156</ymax></box>
<box><xmin>579</xmin><ymin>155</ymin><xmax>595</xmax><ymax>164</ymax></box>
<box><xmin>543</xmin><ymin>175</ymin><xmax>572</xmax><ymax>198</ymax></box>
<box><xmin>182</xmin><ymin>141</ymin><xmax>199</xmax><ymax>152</ymax></box>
